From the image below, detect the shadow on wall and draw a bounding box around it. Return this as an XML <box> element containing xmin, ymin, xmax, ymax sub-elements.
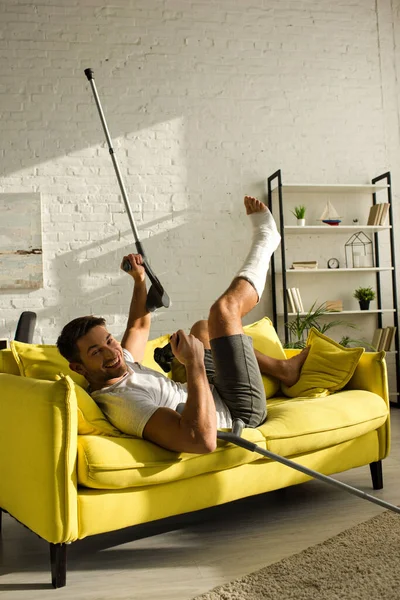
<box><xmin>1</xmin><ymin>1</ymin><xmax>373</xmax><ymax>337</ymax></box>
<box><xmin>0</xmin><ymin>202</ymin><xmax>268</xmax><ymax>343</ymax></box>
<box><xmin>0</xmin><ymin>217</ymin><xmax>184</xmax><ymax>343</ymax></box>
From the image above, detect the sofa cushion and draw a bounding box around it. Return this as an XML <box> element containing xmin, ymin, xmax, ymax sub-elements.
<box><xmin>10</xmin><ymin>341</ymin><xmax>88</xmax><ymax>387</ymax></box>
<box><xmin>76</xmin><ymin>389</ymin><xmax>387</xmax><ymax>490</ymax></box>
<box><xmin>281</xmin><ymin>328</ymin><xmax>364</xmax><ymax>398</ymax></box>
<box><xmin>259</xmin><ymin>390</ymin><xmax>388</xmax><ymax>457</ymax></box>
<box><xmin>243</xmin><ymin>318</ymin><xmax>287</xmax><ymax>399</ymax></box>
<box><xmin>77</xmin><ymin>427</ymin><xmax>267</xmax><ymax>489</ymax></box>
<box><xmin>71</xmin><ymin>381</ymin><xmax>127</xmax><ymax>437</ymax></box>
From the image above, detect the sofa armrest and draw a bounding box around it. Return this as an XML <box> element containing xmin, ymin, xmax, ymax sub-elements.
<box><xmin>0</xmin><ymin>374</ymin><xmax>78</xmax><ymax>543</ymax></box>
<box><xmin>0</xmin><ymin>348</ymin><xmax>19</xmax><ymax>375</ymax></box>
<box><xmin>345</xmin><ymin>351</ymin><xmax>389</xmax><ymax>405</ymax></box>
<box><xmin>346</xmin><ymin>351</ymin><xmax>390</xmax><ymax>460</ymax></box>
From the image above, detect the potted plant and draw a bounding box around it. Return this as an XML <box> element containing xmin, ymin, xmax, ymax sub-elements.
<box><xmin>353</xmin><ymin>286</ymin><xmax>376</xmax><ymax>310</ymax></box>
<box><xmin>291</xmin><ymin>205</ymin><xmax>306</xmax><ymax>226</ymax></box>
<box><xmin>285</xmin><ymin>302</ymin><xmax>358</xmax><ymax>348</ymax></box>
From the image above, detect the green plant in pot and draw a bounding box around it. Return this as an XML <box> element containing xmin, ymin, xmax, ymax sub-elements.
<box><xmin>291</xmin><ymin>205</ymin><xmax>306</xmax><ymax>225</ymax></box>
<box><xmin>284</xmin><ymin>302</ymin><xmax>358</xmax><ymax>349</ymax></box>
<box><xmin>353</xmin><ymin>286</ymin><xmax>376</xmax><ymax>310</ymax></box>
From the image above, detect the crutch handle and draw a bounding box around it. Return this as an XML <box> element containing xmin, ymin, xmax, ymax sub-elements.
<box><xmin>122</xmin><ymin>259</ymin><xmax>132</xmax><ymax>272</ymax></box>
<box><xmin>84</xmin><ymin>68</ymin><xmax>94</xmax><ymax>81</ymax></box>
<box><xmin>122</xmin><ymin>256</ymin><xmax>171</xmax><ymax>312</ymax></box>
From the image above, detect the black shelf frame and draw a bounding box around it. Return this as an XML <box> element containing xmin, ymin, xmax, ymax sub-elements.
<box><xmin>267</xmin><ymin>169</ymin><xmax>399</xmax><ymax>407</ymax></box>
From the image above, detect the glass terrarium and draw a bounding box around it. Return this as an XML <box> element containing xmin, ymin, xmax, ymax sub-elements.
<box><xmin>345</xmin><ymin>232</ymin><xmax>374</xmax><ymax>268</ymax></box>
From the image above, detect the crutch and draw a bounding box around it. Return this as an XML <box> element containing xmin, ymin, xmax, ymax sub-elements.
<box><xmin>218</xmin><ymin>419</ymin><xmax>400</xmax><ymax>515</ymax></box>
<box><xmin>84</xmin><ymin>68</ymin><xmax>171</xmax><ymax>313</ymax></box>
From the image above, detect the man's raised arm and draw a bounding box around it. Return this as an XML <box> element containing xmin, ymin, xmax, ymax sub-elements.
<box><xmin>120</xmin><ymin>253</ymin><xmax>151</xmax><ymax>362</ymax></box>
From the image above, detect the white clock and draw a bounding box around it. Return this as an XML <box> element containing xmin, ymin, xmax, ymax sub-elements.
<box><xmin>327</xmin><ymin>258</ymin><xmax>340</xmax><ymax>269</ymax></box>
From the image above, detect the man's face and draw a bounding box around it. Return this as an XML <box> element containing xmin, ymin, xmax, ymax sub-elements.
<box><xmin>70</xmin><ymin>325</ymin><xmax>128</xmax><ymax>389</ymax></box>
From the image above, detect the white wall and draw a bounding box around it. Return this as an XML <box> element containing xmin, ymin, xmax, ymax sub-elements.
<box><xmin>0</xmin><ymin>0</ymin><xmax>399</xmax><ymax>346</ymax></box>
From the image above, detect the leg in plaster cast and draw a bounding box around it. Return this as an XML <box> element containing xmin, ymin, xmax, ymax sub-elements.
<box><xmin>157</xmin><ymin>197</ymin><xmax>308</xmax><ymax>388</ymax></box>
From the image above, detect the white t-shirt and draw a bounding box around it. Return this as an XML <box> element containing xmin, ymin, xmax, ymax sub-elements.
<box><xmin>92</xmin><ymin>349</ymin><xmax>232</xmax><ymax>437</ymax></box>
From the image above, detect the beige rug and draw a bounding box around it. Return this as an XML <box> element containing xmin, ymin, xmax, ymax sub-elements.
<box><xmin>193</xmin><ymin>509</ymin><xmax>400</xmax><ymax>599</ymax></box>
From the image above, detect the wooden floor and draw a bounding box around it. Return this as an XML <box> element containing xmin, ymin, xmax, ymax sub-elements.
<box><xmin>1</xmin><ymin>409</ymin><xmax>399</xmax><ymax>600</ymax></box>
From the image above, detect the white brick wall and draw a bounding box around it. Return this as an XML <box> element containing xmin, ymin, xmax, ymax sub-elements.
<box><xmin>0</xmin><ymin>0</ymin><xmax>399</xmax><ymax>347</ymax></box>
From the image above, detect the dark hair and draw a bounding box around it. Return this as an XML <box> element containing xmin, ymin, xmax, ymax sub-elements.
<box><xmin>57</xmin><ymin>316</ymin><xmax>106</xmax><ymax>363</ymax></box>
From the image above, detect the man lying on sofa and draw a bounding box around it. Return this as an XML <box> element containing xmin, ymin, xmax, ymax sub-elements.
<box><xmin>57</xmin><ymin>196</ymin><xmax>308</xmax><ymax>454</ymax></box>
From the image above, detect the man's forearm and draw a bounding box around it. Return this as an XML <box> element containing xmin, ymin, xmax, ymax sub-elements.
<box><xmin>179</xmin><ymin>362</ymin><xmax>217</xmax><ymax>453</ymax></box>
<box><xmin>127</xmin><ymin>278</ymin><xmax>151</xmax><ymax>329</ymax></box>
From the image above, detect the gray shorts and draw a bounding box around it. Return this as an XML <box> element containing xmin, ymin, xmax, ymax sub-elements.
<box><xmin>203</xmin><ymin>334</ymin><xmax>267</xmax><ymax>428</ymax></box>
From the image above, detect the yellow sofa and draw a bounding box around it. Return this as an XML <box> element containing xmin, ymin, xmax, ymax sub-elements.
<box><xmin>0</xmin><ymin>319</ymin><xmax>390</xmax><ymax>588</ymax></box>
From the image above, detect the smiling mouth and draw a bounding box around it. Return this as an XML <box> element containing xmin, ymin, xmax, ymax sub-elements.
<box><xmin>104</xmin><ymin>357</ymin><xmax>121</xmax><ymax>369</ymax></box>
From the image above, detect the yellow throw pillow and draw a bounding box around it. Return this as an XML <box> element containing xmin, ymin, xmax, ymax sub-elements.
<box><xmin>10</xmin><ymin>341</ymin><xmax>87</xmax><ymax>387</ymax></box>
<box><xmin>10</xmin><ymin>337</ymin><xmax>171</xmax><ymax>438</ymax></box>
<box><xmin>67</xmin><ymin>377</ymin><xmax>126</xmax><ymax>437</ymax></box>
<box><xmin>281</xmin><ymin>328</ymin><xmax>364</xmax><ymax>398</ymax></box>
<box><xmin>243</xmin><ymin>317</ymin><xmax>287</xmax><ymax>399</ymax></box>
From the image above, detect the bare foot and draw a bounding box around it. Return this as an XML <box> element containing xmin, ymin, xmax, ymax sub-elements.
<box><xmin>280</xmin><ymin>346</ymin><xmax>310</xmax><ymax>388</ymax></box>
<box><xmin>244</xmin><ymin>195</ymin><xmax>267</xmax><ymax>215</ymax></box>
<box><xmin>243</xmin><ymin>195</ymin><xmax>281</xmax><ymax>250</ymax></box>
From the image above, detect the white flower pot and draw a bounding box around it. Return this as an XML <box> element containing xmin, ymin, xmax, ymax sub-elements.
<box><xmin>297</xmin><ymin>218</ymin><xmax>305</xmax><ymax>226</ymax></box>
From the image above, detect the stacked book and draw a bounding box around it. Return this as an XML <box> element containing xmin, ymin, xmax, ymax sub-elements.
<box><xmin>325</xmin><ymin>300</ymin><xmax>343</xmax><ymax>312</ymax></box>
<box><xmin>291</xmin><ymin>261</ymin><xmax>318</xmax><ymax>270</ymax></box>
<box><xmin>286</xmin><ymin>287</ymin><xmax>304</xmax><ymax>313</ymax></box>
<box><xmin>371</xmin><ymin>326</ymin><xmax>397</xmax><ymax>351</ymax></box>
<box><xmin>367</xmin><ymin>203</ymin><xmax>390</xmax><ymax>226</ymax></box>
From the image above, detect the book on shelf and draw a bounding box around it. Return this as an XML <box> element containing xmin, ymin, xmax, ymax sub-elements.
<box><xmin>371</xmin><ymin>328</ymin><xmax>383</xmax><ymax>351</ymax></box>
<box><xmin>379</xmin><ymin>203</ymin><xmax>390</xmax><ymax>226</ymax></box>
<box><xmin>297</xmin><ymin>288</ymin><xmax>305</xmax><ymax>312</ymax></box>
<box><xmin>325</xmin><ymin>300</ymin><xmax>343</xmax><ymax>312</ymax></box>
<box><xmin>290</xmin><ymin>287</ymin><xmax>304</xmax><ymax>312</ymax></box>
<box><xmin>291</xmin><ymin>261</ymin><xmax>318</xmax><ymax>270</ymax></box>
<box><xmin>286</xmin><ymin>288</ymin><xmax>296</xmax><ymax>312</ymax></box>
<box><xmin>371</xmin><ymin>326</ymin><xmax>397</xmax><ymax>351</ymax></box>
<box><xmin>367</xmin><ymin>203</ymin><xmax>390</xmax><ymax>226</ymax></box>
<box><xmin>367</xmin><ymin>204</ymin><xmax>381</xmax><ymax>226</ymax></box>
<box><xmin>378</xmin><ymin>327</ymin><xmax>390</xmax><ymax>351</ymax></box>
<box><xmin>384</xmin><ymin>326</ymin><xmax>397</xmax><ymax>351</ymax></box>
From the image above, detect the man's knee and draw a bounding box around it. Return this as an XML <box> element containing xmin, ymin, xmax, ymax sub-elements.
<box><xmin>190</xmin><ymin>320</ymin><xmax>211</xmax><ymax>348</ymax></box>
<box><xmin>190</xmin><ymin>320</ymin><xmax>208</xmax><ymax>338</ymax></box>
<box><xmin>209</xmin><ymin>295</ymin><xmax>241</xmax><ymax>325</ymax></box>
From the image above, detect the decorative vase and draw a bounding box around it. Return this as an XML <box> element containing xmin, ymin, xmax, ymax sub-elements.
<box><xmin>297</xmin><ymin>218</ymin><xmax>305</xmax><ymax>226</ymax></box>
<box><xmin>359</xmin><ymin>300</ymin><xmax>370</xmax><ymax>310</ymax></box>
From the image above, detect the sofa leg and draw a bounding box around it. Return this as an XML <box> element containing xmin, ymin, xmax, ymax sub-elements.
<box><xmin>370</xmin><ymin>460</ymin><xmax>383</xmax><ymax>490</ymax></box>
<box><xmin>50</xmin><ymin>543</ymin><xmax>67</xmax><ymax>588</ymax></box>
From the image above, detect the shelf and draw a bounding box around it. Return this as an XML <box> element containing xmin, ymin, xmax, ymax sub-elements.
<box><xmin>274</xmin><ymin>184</ymin><xmax>390</xmax><ymax>193</ymax></box>
<box><xmin>284</xmin><ymin>225</ymin><xmax>391</xmax><ymax>234</ymax></box>
<box><xmin>282</xmin><ymin>309</ymin><xmax>396</xmax><ymax>316</ymax></box>
<box><xmin>286</xmin><ymin>267</ymin><xmax>394</xmax><ymax>273</ymax></box>
<box><xmin>269</xmin><ymin>169</ymin><xmax>399</xmax><ymax>399</ymax></box>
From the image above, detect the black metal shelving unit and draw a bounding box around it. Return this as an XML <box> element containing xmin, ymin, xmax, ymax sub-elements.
<box><xmin>267</xmin><ymin>169</ymin><xmax>399</xmax><ymax>407</ymax></box>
